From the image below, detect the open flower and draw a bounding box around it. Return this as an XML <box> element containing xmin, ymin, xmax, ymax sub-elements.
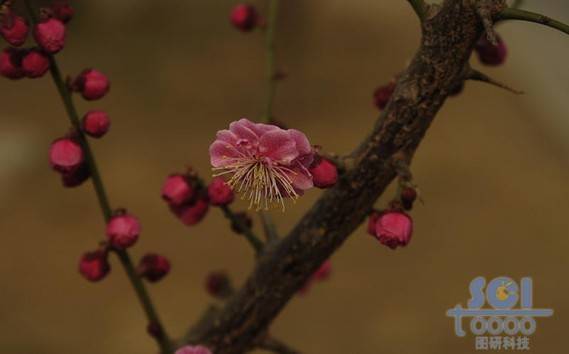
<box><xmin>209</xmin><ymin>118</ymin><xmax>314</xmax><ymax>210</ymax></box>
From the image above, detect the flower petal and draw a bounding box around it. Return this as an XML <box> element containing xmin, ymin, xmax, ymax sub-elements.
<box><xmin>288</xmin><ymin>167</ymin><xmax>313</xmax><ymax>191</ymax></box>
<box><xmin>215</xmin><ymin>129</ymin><xmax>239</xmax><ymax>144</ymax></box>
<box><xmin>288</xmin><ymin>129</ymin><xmax>312</xmax><ymax>156</ymax></box>
<box><xmin>230</xmin><ymin>118</ymin><xmax>259</xmax><ymax>142</ymax></box>
<box><xmin>209</xmin><ymin>141</ymin><xmax>243</xmax><ymax>167</ymax></box>
<box><xmin>259</xmin><ymin>129</ymin><xmax>298</xmax><ymax>163</ymax></box>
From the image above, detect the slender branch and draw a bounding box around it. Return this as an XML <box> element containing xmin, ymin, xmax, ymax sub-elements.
<box><xmin>258</xmin><ymin>337</ymin><xmax>301</xmax><ymax>354</ymax></box>
<box><xmin>496</xmin><ymin>8</ymin><xmax>569</xmax><ymax>36</ymax></box>
<box><xmin>23</xmin><ymin>1</ymin><xmax>171</xmax><ymax>353</ymax></box>
<box><xmin>259</xmin><ymin>210</ymin><xmax>279</xmax><ymax>242</ymax></box>
<box><xmin>220</xmin><ymin>205</ymin><xmax>264</xmax><ymax>254</ymax></box>
<box><xmin>466</xmin><ymin>68</ymin><xmax>524</xmax><ymax>94</ymax></box>
<box><xmin>264</xmin><ymin>0</ymin><xmax>279</xmax><ymax>121</ymax></box>
<box><xmin>406</xmin><ymin>0</ymin><xmax>426</xmax><ymax>21</ymax></box>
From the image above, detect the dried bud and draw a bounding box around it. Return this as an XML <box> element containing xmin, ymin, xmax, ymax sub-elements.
<box><xmin>205</xmin><ymin>271</ymin><xmax>232</xmax><ymax>299</ymax></box>
<box><xmin>106</xmin><ymin>212</ymin><xmax>141</xmax><ymax>249</ymax></box>
<box><xmin>207</xmin><ymin>177</ymin><xmax>234</xmax><ymax>206</ymax></box>
<box><xmin>400</xmin><ymin>187</ymin><xmax>417</xmax><ymax>210</ymax></box>
<box><xmin>79</xmin><ymin>249</ymin><xmax>110</xmax><ymax>282</ymax></box>
<box><xmin>82</xmin><ymin>110</ymin><xmax>111</xmax><ymax>138</ymax></box>
<box><xmin>373</xmin><ymin>81</ymin><xmax>396</xmax><ymax>110</ymax></box>
<box><xmin>309</xmin><ymin>158</ymin><xmax>338</xmax><ymax>189</ymax></box>
<box><xmin>230</xmin><ymin>212</ymin><xmax>252</xmax><ymax>234</ymax></box>
<box><xmin>175</xmin><ymin>346</ymin><xmax>213</xmax><ymax>354</ymax></box>
<box><xmin>170</xmin><ymin>197</ymin><xmax>209</xmax><ymax>226</ymax></box>
<box><xmin>1</xmin><ymin>14</ymin><xmax>29</xmax><ymax>47</ymax></box>
<box><xmin>374</xmin><ymin>211</ymin><xmax>413</xmax><ymax>249</ymax></box>
<box><xmin>0</xmin><ymin>47</ymin><xmax>24</xmax><ymax>79</ymax></box>
<box><xmin>475</xmin><ymin>34</ymin><xmax>507</xmax><ymax>66</ymax></box>
<box><xmin>72</xmin><ymin>69</ymin><xmax>110</xmax><ymax>100</ymax></box>
<box><xmin>230</xmin><ymin>4</ymin><xmax>258</xmax><ymax>32</ymax></box>
<box><xmin>137</xmin><ymin>253</ymin><xmax>171</xmax><ymax>283</ymax></box>
<box><xmin>49</xmin><ymin>137</ymin><xmax>84</xmax><ymax>173</ymax></box>
<box><xmin>33</xmin><ymin>18</ymin><xmax>65</xmax><ymax>54</ymax></box>
<box><xmin>51</xmin><ymin>1</ymin><xmax>75</xmax><ymax>23</ymax></box>
<box><xmin>21</xmin><ymin>48</ymin><xmax>50</xmax><ymax>78</ymax></box>
<box><xmin>161</xmin><ymin>174</ymin><xmax>195</xmax><ymax>207</ymax></box>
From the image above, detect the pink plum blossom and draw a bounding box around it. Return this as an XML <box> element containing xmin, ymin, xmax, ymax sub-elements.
<box><xmin>175</xmin><ymin>345</ymin><xmax>212</xmax><ymax>354</ymax></box>
<box><xmin>209</xmin><ymin>118</ymin><xmax>314</xmax><ymax>210</ymax></box>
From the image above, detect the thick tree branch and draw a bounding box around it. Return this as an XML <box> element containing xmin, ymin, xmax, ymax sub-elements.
<box><xmin>187</xmin><ymin>1</ymin><xmax>507</xmax><ymax>352</ymax></box>
<box><xmin>496</xmin><ymin>8</ymin><xmax>569</xmax><ymax>36</ymax></box>
<box><xmin>406</xmin><ymin>0</ymin><xmax>426</xmax><ymax>21</ymax></box>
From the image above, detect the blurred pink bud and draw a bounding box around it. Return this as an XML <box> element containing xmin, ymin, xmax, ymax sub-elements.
<box><xmin>82</xmin><ymin>110</ymin><xmax>111</xmax><ymax>138</ymax></box>
<box><xmin>374</xmin><ymin>211</ymin><xmax>413</xmax><ymax>249</ymax></box>
<box><xmin>309</xmin><ymin>158</ymin><xmax>338</xmax><ymax>189</ymax></box>
<box><xmin>230</xmin><ymin>4</ymin><xmax>258</xmax><ymax>32</ymax></box>
<box><xmin>106</xmin><ymin>212</ymin><xmax>141</xmax><ymax>249</ymax></box>
<box><xmin>205</xmin><ymin>271</ymin><xmax>232</xmax><ymax>298</ymax></box>
<box><xmin>1</xmin><ymin>15</ymin><xmax>29</xmax><ymax>47</ymax></box>
<box><xmin>475</xmin><ymin>34</ymin><xmax>507</xmax><ymax>66</ymax></box>
<box><xmin>175</xmin><ymin>345</ymin><xmax>212</xmax><ymax>354</ymax></box>
<box><xmin>170</xmin><ymin>197</ymin><xmax>209</xmax><ymax>226</ymax></box>
<box><xmin>22</xmin><ymin>48</ymin><xmax>50</xmax><ymax>78</ymax></box>
<box><xmin>366</xmin><ymin>211</ymin><xmax>381</xmax><ymax>236</ymax></box>
<box><xmin>79</xmin><ymin>249</ymin><xmax>110</xmax><ymax>282</ymax></box>
<box><xmin>61</xmin><ymin>161</ymin><xmax>90</xmax><ymax>187</ymax></box>
<box><xmin>72</xmin><ymin>69</ymin><xmax>110</xmax><ymax>100</ymax></box>
<box><xmin>161</xmin><ymin>174</ymin><xmax>195</xmax><ymax>207</ymax></box>
<box><xmin>373</xmin><ymin>81</ymin><xmax>396</xmax><ymax>110</ymax></box>
<box><xmin>207</xmin><ymin>177</ymin><xmax>234</xmax><ymax>206</ymax></box>
<box><xmin>33</xmin><ymin>18</ymin><xmax>65</xmax><ymax>53</ymax></box>
<box><xmin>0</xmin><ymin>48</ymin><xmax>25</xmax><ymax>79</ymax></box>
<box><xmin>49</xmin><ymin>137</ymin><xmax>84</xmax><ymax>173</ymax></box>
<box><xmin>137</xmin><ymin>253</ymin><xmax>171</xmax><ymax>283</ymax></box>
<box><xmin>51</xmin><ymin>1</ymin><xmax>75</xmax><ymax>23</ymax></box>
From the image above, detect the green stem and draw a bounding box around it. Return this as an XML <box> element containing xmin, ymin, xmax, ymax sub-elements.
<box><xmin>264</xmin><ymin>0</ymin><xmax>279</xmax><ymax>121</ymax></box>
<box><xmin>497</xmin><ymin>8</ymin><xmax>569</xmax><ymax>36</ymax></box>
<box><xmin>406</xmin><ymin>0</ymin><xmax>425</xmax><ymax>21</ymax></box>
<box><xmin>221</xmin><ymin>205</ymin><xmax>264</xmax><ymax>254</ymax></box>
<box><xmin>23</xmin><ymin>1</ymin><xmax>171</xmax><ymax>352</ymax></box>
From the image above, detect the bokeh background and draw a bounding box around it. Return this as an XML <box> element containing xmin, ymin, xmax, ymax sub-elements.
<box><xmin>0</xmin><ymin>0</ymin><xmax>568</xmax><ymax>353</ymax></box>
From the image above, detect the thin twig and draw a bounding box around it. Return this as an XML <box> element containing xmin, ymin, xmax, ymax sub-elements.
<box><xmin>23</xmin><ymin>1</ymin><xmax>171</xmax><ymax>353</ymax></box>
<box><xmin>467</xmin><ymin>68</ymin><xmax>524</xmax><ymax>95</ymax></box>
<box><xmin>496</xmin><ymin>8</ymin><xmax>569</xmax><ymax>36</ymax></box>
<box><xmin>264</xmin><ymin>0</ymin><xmax>280</xmax><ymax>121</ymax></box>
<box><xmin>220</xmin><ymin>205</ymin><xmax>264</xmax><ymax>254</ymax></box>
<box><xmin>259</xmin><ymin>210</ymin><xmax>279</xmax><ymax>242</ymax></box>
<box><xmin>406</xmin><ymin>0</ymin><xmax>426</xmax><ymax>21</ymax></box>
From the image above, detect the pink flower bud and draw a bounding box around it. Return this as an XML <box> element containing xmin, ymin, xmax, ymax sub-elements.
<box><xmin>61</xmin><ymin>161</ymin><xmax>90</xmax><ymax>187</ymax></box>
<box><xmin>51</xmin><ymin>1</ymin><xmax>75</xmax><ymax>23</ymax></box>
<box><xmin>205</xmin><ymin>271</ymin><xmax>232</xmax><ymax>298</ymax></box>
<box><xmin>230</xmin><ymin>4</ymin><xmax>258</xmax><ymax>32</ymax></box>
<box><xmin>161</xmin><ymin>174</ymin><xmax>195</xmax><ymax>206</ymax></box>
<box><xmin>33</xmin><ymin>18</ymin><xmax>65</xmax><ymax>54</ymax></box>
<box><xmin>207</xmin><ymin>177</ymin><xmax>234</xmax><ymax>206</ymax></box>
<box><xmin>366</xmin><ymin>211</ymin><xmax>381</xmax><ymax>236</ymax></box>
<box><xmin>0</xmin><ymin>48</ymin><xmax>25</xmax><ymax>79</ymax></box>
<box><xmin>49</xmin><ymin>137</ymin><xmax>84</xmax><ymax>173</ymax></box>
<box><xmin>79</xmin><ymin>249</ymin><xmax>110</xmax><ymax>282</ymax></box>
<box><xmin>373</xmin><ymin>81</ymin><xmax>396</xmax><ymax>110</ymax></box>
<box><xmin>106</xmin><ymin>212</ymin><xmax>141</xmax><ymax>249</ymax></box>
<box><xmin>137</xmin><ymin>253</ymin><xmax>171</xmax><ymax>282</ymax></box>
<box><xmin>309</xmin><ymin>158</ymin><xmax>338</xmax><ymax>189</ymax></box>
<box><xmin>1</xmin><ymin>14</ymin><xmax>29</xmax><ymax>47</ymax></box>
<box><xmin>175</xmin><ymin>345</ymin><xmax>212</xmax><ymax>354</ymax></box>
<box><xmin>475</xmin><ymin>34</ymin><xmax>507</xmax><ymax>66</ymax></box>
<box><xmin>170</xmin><ymin>197</ymin><xmax>209</xmax><ymax>226</ymax></box>
<box><xmin>374</xmin><ymin>211</ymin><xmax>413</xmax><ymax>249</ymax></box>
<box><xmin>82</xmin><ymin>110</ymin><xmax>110</xmax><ymax>138</ymax></box>
<box><xmin>21</xmin><ymin>48</ymin><xmax>50</xmax><ymax>78</ymax></box>
<box><xmin>72</xmin><ymin>69</ymin><xmax>110</xmax><ymax>100</ymax></box>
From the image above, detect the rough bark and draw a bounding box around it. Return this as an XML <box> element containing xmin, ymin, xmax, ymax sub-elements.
<box><xmin>193</xmin><ymin>1</ymin><xmax>506</xmax><ymax>352</ymax></box>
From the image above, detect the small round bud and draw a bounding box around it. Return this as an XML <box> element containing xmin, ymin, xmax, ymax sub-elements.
<box><xmin>72</xmin><ymin>69</ymin><xmax>110</xmax><ymax>100</ymax></box>
<box><xmin>0</xmin><ymin>47</ymin><xmax>25</xmax><ymax>79</ymax></box>
<box><xmin>61</xmin><ymin>162</ymin><xmax>90</xmax><ymax>187</ymax></box>
<box><xmin>161</xmin><ymin>174</ymin><xmax>195</xmax><ymax>207</ymax></box>
<box><xmin>51</xmin><ymin>1</ymin><xmax>75</xmax><ymax>23</ymax></box>
<box><xmin>106</xmin><ymin>212</ymin><xmax>141</xmax><ymax>249</ymax></box>
<box><xmin>205</xmin><ymin>271</ymin><xmax>232</xmax><ymax>299</ymax></box>
<box><xmin>400</xmin><ymin>187</ymin><xmax>417</xmax><ymax>210</ymax></box>
<box><xmin>21</xmin><ymin>48</ymin><xmax>50</xmax><ymax>78</ymax></box>
<box><xmin>475</xmin><ymin>34</ymin><xmax>507</xmax><ymax>66</ymax></box>
<box><xmin>1</xmin><ymin>15</ymin><xmax>29</xmax><ymax>47</ymax></box>
<box><xmin>82</xmin><ymin>110</ymin><xmax>111</xmax><ymax>138</ymax></box>
<box><xmin>309</xmin><ymin>158</ymin><xmax>338</xmax><ymax>189</ymax></box>
<box><xmin>33</xmin><ymin>18</ymin><xmax>65</xmax><ymax>54</ymax></box>
<box><xmin>170</xmin><ymin>197</ymin><xmax>209</xmax><ymax>226</ymax></box>
<box><xmin>374</xmin><ymin>211</ymin><xmax>413</xmax><ymax>249</ymax></box>
<box><xmin>137</xmin><ymin>253</ymin><xmax>171</xmax><ymax>283</ymax></box>
<box><xmin>230</xmin><ymin>4</ymin><xmax>258</xmax><ymax>32</ymax></box>
<box><xmin>230</xmin><ymin>212</ymin><xmax>252</xmax><ymax>234</ymax></box>
<box><xmin>366</xmin><ymin>211</ymin><xmax>381</xmax><ymax>236</ymax></box>
<box><xmin>207</xmin><ymin>177</ymin><xmax>234</xmax><ymax>206</ymax></box>
<box><xmin>49</xmin><ymin>137</ymin><xmax>84</xmax><ymax>173</ymax></box>
<box><xmin>175</xmin><ymin>346</ymin><xmax>213</xmax><ymax>354</ymax></box>
<box><xmin>373</xmin><ymin>81</ymin><xmax>396</xmax><ymax>110</ymax></box>
<box><xmin>79</xmin><ymin>249</ymin><xmax>110</xmax><ymax>282</ymax></box>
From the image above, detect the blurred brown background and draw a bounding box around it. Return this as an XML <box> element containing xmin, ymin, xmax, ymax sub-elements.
<box><xmin>0</xmin><ymin>0</ymin><xmax>568</xmax><ymax>353</ymax></box>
